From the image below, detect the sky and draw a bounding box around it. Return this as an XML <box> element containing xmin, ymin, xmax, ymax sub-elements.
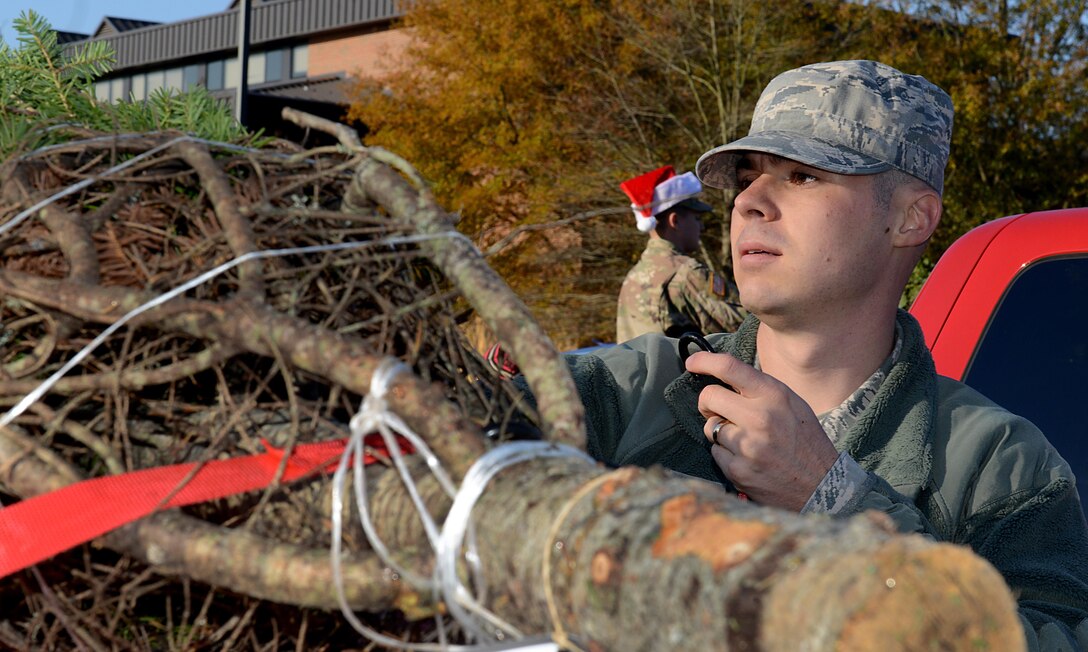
<box><xmin>0</xmin><ymin>0</ymin><xmax>231</xmax><ymax>42</ymax></box>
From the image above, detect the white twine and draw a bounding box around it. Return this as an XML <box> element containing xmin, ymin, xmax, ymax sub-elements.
<box><xmin>0</xmin><ymin>132</ymin><xmax>473</xmax><ymax>439</ymax></box>
<box><xmin>21</xmin><ymin>133</ymin><xmax>261</xmax><ymax>159</ymax></box>
<box><xmin>0</xmin><ymin>231</ymin><xmax>474</xmax><ymax>432</ymax></box>
<box><xmin>331</xmin><ymin>358</ymin><xmax>592</xmax><ymax>651</ymax></box>
<box><xmin>3</xmin><ymin>135</ymin><xmax>188</xmax><ymax>238</ymax></box>
<box><xmin>1</xmin><ymin>133</ymin><xmax>327</xmax><ymax>240</ymax></box>
<box><xmin>435</xmin><ymin>441</ymin><xmax>594</xmax><ymax>643</ymax></box>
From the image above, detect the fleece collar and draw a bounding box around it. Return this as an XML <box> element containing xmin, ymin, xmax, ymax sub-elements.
<box><xmin>663</xmin><ymin>310</ymin><xmax>936</xmax><ymax>491</ymax></box>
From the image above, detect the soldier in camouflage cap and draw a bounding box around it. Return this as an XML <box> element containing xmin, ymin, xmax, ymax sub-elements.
<box><xmin>696</xmin><ymin>59</ymin><xmax>953</xmax><ymax>194</ymax></box>
<box><xmin>616</xmin><ymin>165</ymin><xmax>746</xmax><ymax>341</ymax></box>
<box><xmin>519</xmin><ymin>61</ymin><xmax>1087</xmax><ymax>649</ymax></box>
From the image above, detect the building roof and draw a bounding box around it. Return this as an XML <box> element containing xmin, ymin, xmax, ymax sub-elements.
<box><xmin>54</xmin><ymin>30</ymin><xmax>90</xmax><ymax>45</ymax></box>
<box><xmin>66</xmin><ymin>0</ymin><xmax>403</xmax><ymax>72</ymax></box>
<box><xmin>250</xmin><ymin>73</ymin><xmax>353</xmax><ymax>104</ymax></box>
<box><xmin>94</xmin><ymin>17</ymin><xmax>162</xmax><ymax>38</ymax></box>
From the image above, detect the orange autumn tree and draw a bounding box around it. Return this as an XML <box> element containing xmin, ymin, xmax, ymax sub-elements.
<box><xmin>349</xmin><ymin>0</ymin><xmax>1088</xmax><ymax>346</ymax></box>
<box><xmin>347</xmin><ymin>0</ymin><xmax>619</xmax><ymax>348</ymax></box>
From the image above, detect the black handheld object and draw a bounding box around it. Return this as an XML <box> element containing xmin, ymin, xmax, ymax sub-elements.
<box><xmin>678</xmin><ymin>332</ymin><xmax>712</xmax><ymax>365</ymax></box>
<box><xmin>678</xmin><ymin>332</ymin><xmax>735</xmax><ymax>393</ymax></box>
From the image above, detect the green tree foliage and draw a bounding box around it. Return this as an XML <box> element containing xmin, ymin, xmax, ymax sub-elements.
<box><xmin>920</xmin><ymin>0</ymin><xmax>1088</xmax><ymax>250</ymax></box>
<box><xmin>350</xmin><ymin>0</ymin><xmax>1088</xmax><ymax>345</ymax></box>
<box><xmin>0</xmin><ymin>10</ymin><xmax>250</xmax><ymax>157</ymax></box>
<box><xmin>809</xmin><ymin>0</ymin><xmax>1088</xmax><ymax>300</ymax></box>
<box><xmin>0</xmin><ymin>10</ymin><xmax>113</xmax><ymax>152</ymax></box>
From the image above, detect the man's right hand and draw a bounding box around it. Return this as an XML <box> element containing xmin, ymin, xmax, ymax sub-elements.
<box><xmin>685</xmin><ymin>351</ymin><xmax>840</xmax><ymax>511</ymax></box>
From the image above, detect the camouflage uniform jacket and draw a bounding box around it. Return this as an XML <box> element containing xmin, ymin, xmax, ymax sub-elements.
<box><xmin>616</xmin><ymin>238</ymin><xmax>745</xmax><ymax>342</ymax></box>
<box><xmin>518</xmin><ymin>311</ymin><xmax>1088</xmax><ymax>650</ymax></box>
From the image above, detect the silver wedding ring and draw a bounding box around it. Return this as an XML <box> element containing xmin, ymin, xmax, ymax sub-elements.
<box><xmin>711</xmin><ymin>418</ymin><xmax>729</xmax><ymax>446</ymax></box>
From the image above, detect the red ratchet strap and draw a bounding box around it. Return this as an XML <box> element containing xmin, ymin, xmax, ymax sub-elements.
<box><xmin>0</xmin><ymin>434</ymin><xmax>412</xmax><ymax>579</ymax></box>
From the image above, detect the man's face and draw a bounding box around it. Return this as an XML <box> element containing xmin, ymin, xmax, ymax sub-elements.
<box><xmin>671</xmin><ymin>206</ymin><xmax>705</xmax><ymax>254</ymax></box>
<box><xmin>729</xmin><ymin>152</ymin><xmax>896</xmax><ymax>324</ymax></box>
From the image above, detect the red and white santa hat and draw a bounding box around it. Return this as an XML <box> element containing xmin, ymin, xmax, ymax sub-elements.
<box><xmin>619</xmin><ymin>166</ymin><xmax>709</xmax><ymax>232</ymax></box>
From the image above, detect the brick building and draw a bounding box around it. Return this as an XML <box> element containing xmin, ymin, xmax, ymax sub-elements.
<box><xmin>64</xmin><ymin>0</ymin><xmax>410</xmax><ymax>137</ymax></box>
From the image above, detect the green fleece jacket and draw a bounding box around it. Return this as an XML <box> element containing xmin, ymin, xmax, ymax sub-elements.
<box><xmin>555</xmin><ymin>311</ymin><xmax>1088</xmax><ymax>650</ymax></box>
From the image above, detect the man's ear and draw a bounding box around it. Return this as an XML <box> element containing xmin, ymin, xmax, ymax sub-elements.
<box><xmin>664</xmin><ymin>210</ymin><xmax>682</xmax><ymax>230</ymax></box>
<box><xmin>894</xmin><ymin>190</ymin><xmax>942</xmax><ymax>248</ymax></box>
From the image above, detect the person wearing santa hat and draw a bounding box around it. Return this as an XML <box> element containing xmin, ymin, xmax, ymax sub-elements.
<box><xmin>615</xmin><ymin>165</ymin><xmax>745</xmax><ymax>341</ymax></box>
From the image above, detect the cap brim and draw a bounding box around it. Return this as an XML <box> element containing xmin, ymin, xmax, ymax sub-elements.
<box><xmin>675</xmin><ymin>198</ymin><xmax>714</xmax><ymax>213</ymax></box>
<box><xmin>696</xmin><ymin>131</ymin><xmax>892</xmax><ymax>189</ymax></box>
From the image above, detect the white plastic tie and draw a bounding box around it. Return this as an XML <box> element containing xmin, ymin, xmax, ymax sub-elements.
<box><xmin>331</xmin><ymin>358</ymin><xmax>592</xmax><ymax>651</ymax></box>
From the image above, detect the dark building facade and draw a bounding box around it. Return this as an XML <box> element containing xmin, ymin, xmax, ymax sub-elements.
<box><xmin>65</xmin><ymin>0</ymin><xmax>409</xmax><ymax>136</ymax></box>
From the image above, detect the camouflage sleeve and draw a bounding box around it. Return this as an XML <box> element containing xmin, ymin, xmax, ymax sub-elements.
<box><xmin>667</xmin><ymin>259</ymin><xmax>747</xmax><ymax>335</ymax></box>
<box><xmin>800</xmin><ymin>452</ymin><xmax>875</xmax><ymax>514</ymax></box>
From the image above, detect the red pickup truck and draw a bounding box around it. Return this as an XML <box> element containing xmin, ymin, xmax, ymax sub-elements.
<box><xmin>909</xmin><ymin>207</ymin><xmax>1088</xmax><ymax>513</ymax></box>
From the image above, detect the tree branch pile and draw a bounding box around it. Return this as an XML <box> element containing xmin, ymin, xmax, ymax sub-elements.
<box><xmin>0</xmin><ymin>116</ymin><xmax>1024</xmax><ymax>651</ymax></box>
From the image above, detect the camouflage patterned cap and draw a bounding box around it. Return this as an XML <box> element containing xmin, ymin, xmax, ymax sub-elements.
<box><xmin>696</xmin><ymin>60</ymin><xmax>953</xmax><ymax>194</ymax></box>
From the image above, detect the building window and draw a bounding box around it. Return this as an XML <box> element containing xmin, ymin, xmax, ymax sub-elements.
<box><xmin>131</xmin><ymin>73</ymin><xmax>146</xmax><ymax>101</ymax></box>
<box><xmin>109</xmin><ymin>77</ymin><xmax>124</xmax><ymax>103</ymax></box>
<box><xmin>265</xmin><ymin>48</ymin><xmax>285</xmax><ymax>82</ymax></box>
<box><xmin>207</xmin><ymin>60</ymin><xmax>225</xmax><ymax>91</ymax></box>
<box><xmin>225</xmin><ymin>57</ymin><xmax>240</xmax><ymax>89</ymax></box>
<box><xmin>248</xmin><ymin>52</ymin><xmax>266</xmax><ymax>84</ymax></box>
<box><xmin>146</xmin><ymin>70</ymin><xmax>165</xmax><ymax>95</ymax></box>
<box><xmin>291</xmin><ymin>44</ymin><xmax>308</xmax><ymax>78</ymax></box>
<box><xmin>183</xmin><ymin>64</ymin><xmax>203</xmax><ymax>90</ymax></box>
<box><xmin>164</xmin><ymin>67</ymin><xmax>183</xmax><ymax>91</ymax></box>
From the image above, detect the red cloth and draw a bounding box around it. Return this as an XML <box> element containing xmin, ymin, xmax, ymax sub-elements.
<box><xmin>0</xmin><ymin>434</ymin><xmax>411</xmax><ymax>578</ymax></box>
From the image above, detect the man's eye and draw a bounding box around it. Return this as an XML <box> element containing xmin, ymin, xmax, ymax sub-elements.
<box><xmin>790</xmin><ymin>171</ymin><xmax>818</xmax><ymax>185</ymax></box>
<box><xmin>736</xmin><ymin>175</ymin><xmax>754</xmax><ymax>190</ymax></box>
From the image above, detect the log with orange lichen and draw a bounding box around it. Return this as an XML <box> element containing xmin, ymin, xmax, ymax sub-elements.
<box><xmin>364</xmin><ymin>458</ymin><xmax>1024</xmax><ymax>651</ymax></box>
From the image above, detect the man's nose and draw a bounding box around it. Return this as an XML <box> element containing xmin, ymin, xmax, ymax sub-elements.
<box><xmin>733</xmin><ymin>175</ymin><xmax>776</xmax><ymax>221</ymax></box>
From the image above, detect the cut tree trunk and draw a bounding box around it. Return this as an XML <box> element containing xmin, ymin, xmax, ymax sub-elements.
<box><xmin>362</xmin><ymin>456</ymin><xmax>1024</xmax><ymax>652</ymax></box>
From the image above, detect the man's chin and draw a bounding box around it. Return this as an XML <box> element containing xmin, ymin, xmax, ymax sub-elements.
<box><xmin>741</xmin><ymin>298</ymin><xmax>789</xmax><ymax>324</ymax></box>
<box><xmin>735</xmin><ymin>288</ymin><xmax>774</xmax><ymax>314</ymax></box>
